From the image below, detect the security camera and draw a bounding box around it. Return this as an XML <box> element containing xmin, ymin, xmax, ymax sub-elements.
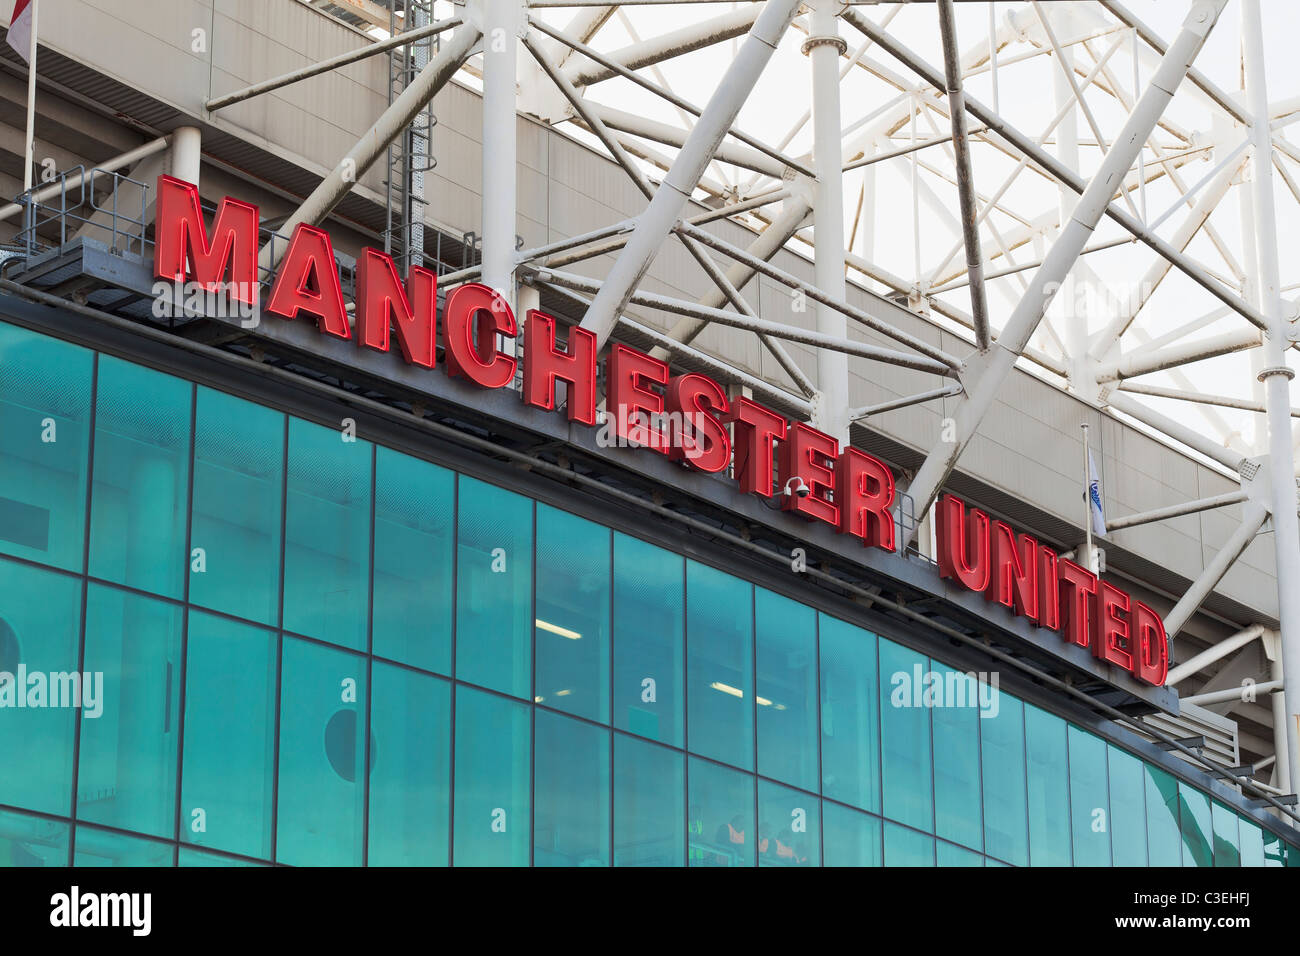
<box><xmin>784</xmin><ymin>476</ymin><xmax>811</xmax><ymax>499</ymax></box>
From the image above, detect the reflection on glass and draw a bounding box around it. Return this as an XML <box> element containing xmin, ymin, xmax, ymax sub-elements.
<box><xmin>180</xmin><ymin>611</ymin><xmax>276</xmax><ymax>859</ymax></box>
<box><xmin>367</xmin><ymin>663</ymin><xmax>450</xmax><ymax>866</ymax></box>
<box><xmin>78</xmin><ymin>585</ymin><xmax>182</xmax><ymax>839</ymax></box>
<box><xmin>283</xmin><ymin>419</ymin><xmax>371</xmax><ymax>650</ymax></box>
<box><xmin>757</xmin><ymin>779</ymin><xmax>818</xmax><ymax>867</ymax></box>
<box><xmin>686</xmin><ymin>562</ymin><xmax>753</xmax><ymax>770</ymax></box>
<box><xmin>372</xmin><ymin>448</ymin><xmax>453</xmax><ymax>674</ymax></box>
<box><xmin>1025</xmin><ymin>703</ymin><xmax>1070</xmax><ymax>866</ymax></box>
<box><xmin>932</xmin><ymin>666</ymin><xmax>982</xmax><ymax>852</ymax></box>
<box><xmin>88</xmin><ymin>356</ymin><xmax>191</xmax><ymax>600</ymax></box>
<box><xmin>0</xmin><ymin>808</ymin><xmax>68</xmax><ymax>866</ymax></box>
<box><xmin>1179</xmin><ymin>782</ymin><xmax>1213</xmax><ymax>867</ymax></box>
<box><xmin>1107</xmin><ymin>745</ymin><xmax>1148</xmax><ymax>866</ymax></box>
<box><xmin>879</xmin><ymin>639</ymin><xmax>932</xmax><ymax>832</ymax></box>
<box><xmin>822</xmin><ymin>801</ymin><xmax>881</xmax><ymax>867</ymax></box>
<box><xmin>0</xmin><ymin>557</ymin><xmax>80</xmax><ymax>817</ymax></box>
<box><xmin>453</xmin><ymin>686</ymin><xmax>529</xmax><ymax>865</ymax></box>
<box><xmin>456</xmin><ymin>477</ymin><xmax>532</xmax><ymax>699</ymax></box>
<box><xmin>614</xmin><ymin>733</ymin><xmax>684</xmax><ymax>867</ymax></box>
<box><xmin>275</xmin><ymin>637</ymin><xmax>367</xmax><ymax>866</ymax></box>
<box><xmin>189</xmin><ymin>387</ymin><xmax>283</xmax><ymax>625</ymax></box>
<box><xmin>535</xmin><ymin>506</ymin><xmax>610</xmax><ymax>723</ymax></box>
<box><xmin>820</xmin><ymin>615</ymin><xmax>880</xmax><ymax>814</ymax></box>
<box><xmin>755</xmin><ymin>588</ymin><xmax>816</xmax><ymax>792</ymax></box>
<box><xmin>0</xmin><ymin>323</ymin><xmax>92</xmax><ymax>572</ymax></box>
<box><xmin>1068</xmin><ymin>727</ymin><xmax>1110</xmax><ymax>866</ymax></box>
<box><xmin>613</xmin><ymin>534</ymin><xmax>683</xmax><ymax>746</ymax></box>
<box><xmin>884</xmin><ymin>821</ymin><xmax>934</xmax><ymax>866</ymax></box>
<box><xmin>981</xmin><ymin>695</ymin><xmax>1027</xmax><ymax>866</ymax></box>
<box><xmin>688</xmin><ymin>757</ymin><xmax>755</xmax><ymax>867</ymax></box>
<box><xmin>1145</xmin><ymin>763</ymin><xmax>1182</xmax><ymax>866</ymax></box>
<box><xmin>534</xmin><ymin>710</ymin><xmax>610</xmax><ymax>866</ymax></box>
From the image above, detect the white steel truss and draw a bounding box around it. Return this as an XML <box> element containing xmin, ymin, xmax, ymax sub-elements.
<box><xmin>196</xmin><ymin>0</ymin><xmax>1300</xmax><ymax>803</ymax></box>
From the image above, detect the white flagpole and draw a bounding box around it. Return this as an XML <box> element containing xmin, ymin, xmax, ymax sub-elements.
<box><xmin>21</xmin><ymin>0</ymin><xmax>37</xmax><ymax>192</ymax></box>
<box><xmin>1081</xmin><ymin>422</ymin><xmax>1095</xmax><ymax>574</ymax></box>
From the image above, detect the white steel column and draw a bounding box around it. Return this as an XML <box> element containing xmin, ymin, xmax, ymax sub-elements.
<box><xmin>482</xmin><ymin>0</ymin><xmax>520</xmax><ymax>311</ymax></box>
<box><xmin>807</xmin><ymin>0</ymin><xmax>849</xmax><ymax>444</ymax></box>
<box><xmin>1243</xmin><ymin>0</ymin><xmax>1300</xmax><ymax>797</ymax></box>
<box><xmin>171</xmin><ymin>126</ymin><xmax>203</xmax><ymax>187</ymax></box>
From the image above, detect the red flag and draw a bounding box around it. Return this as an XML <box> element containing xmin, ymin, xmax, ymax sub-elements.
<box><xmin>7</xmin><ymin>0</ymin><xmax>32</xmax><ymax>63</ymax></box>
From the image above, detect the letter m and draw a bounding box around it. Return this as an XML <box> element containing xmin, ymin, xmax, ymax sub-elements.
<box><xmin>154</xmin><ymin>175</ymin><xmax>259</xmax><ymax>306</ymax></box>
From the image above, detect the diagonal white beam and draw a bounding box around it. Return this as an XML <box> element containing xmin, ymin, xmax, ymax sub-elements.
<box><xmin>258</xmin><ymin>23</ymin><xmax>480</xmax><ymax>270</ymax></box>
<box><xmin>867</xmin><ymin>0</ymin><xmax>1228</xmax><ymax>540</ymax></box>
<box><xmin>578</xmin><ymin>0</ymin><xmax>802</xmax><ymax>349</ymax></box>
<box><xmin>1163</xmin><ymin>502</ymin><xmax>1269</xmax><ymax>639</ymax></box>
<box><xmin>564</xmin><ymin>6</ymin><xmax>763</xmax><ymax>87</ymax></box>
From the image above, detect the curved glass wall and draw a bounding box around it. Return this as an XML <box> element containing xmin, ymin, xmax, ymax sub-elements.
<box><xmin>0</xmin><ymin>318</ymin><xmax>1296</xmax><ymax>867</ymax></box>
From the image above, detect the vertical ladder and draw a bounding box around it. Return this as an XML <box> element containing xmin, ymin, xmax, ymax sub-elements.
<box><xmin>384</xmin><ymin>0</ymin><xmax>438</xmax><ymax>278</ymax></box>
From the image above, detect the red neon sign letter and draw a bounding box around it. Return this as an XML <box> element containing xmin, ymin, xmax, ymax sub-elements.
<box><xmin>728</xmin><ymin>398</ymin><xmax>786</xmax><ymax>497</ymax></box>
<box><xmin>936</xmin><ymin>494</ymin><xmax>991</xmax><ymax>593</ymax></box>
<box><xmin>265</xmin><ymin>223</ymin><xmax>350</xmax><ymax>339</ymax></box>
<box><xmin>835</xmin><ymin>447</ymin><xmax>895</xmax><ymax>552</ymax></box>
<box><xmin>355</xmin><ymin>248</ymin><xmax>437</xmax><ymax>368</ymax></box>
<box><xmin>442</xmin><ymin>283</ymin><xmax>518</xmax><ymax>389</ymax></box>
<box><xmin>153</xmin><ymin>175</ymin><xmax>258</xmax><ymax>306</ymax></box>
<box><xmin>523</xmin><ymin>310</ymin><xmax>597</xmax><ymax>426</ymax></box>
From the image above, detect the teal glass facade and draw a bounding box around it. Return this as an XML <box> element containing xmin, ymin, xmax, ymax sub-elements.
<box><xmin>1</xmin><ymin>316</ymin><xmax>1298</xmax><ymax>867</ymax></box>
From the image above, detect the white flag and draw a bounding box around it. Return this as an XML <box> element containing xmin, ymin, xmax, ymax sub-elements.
<box><xmin>6</xmin><ymin>0</ymin><xmax>32</xmax><ymax>63</ymax></box>
<box><xmin>1088</xmin><ymin>450</ymin><xmax>1107</xmax><ymax>537</ymax></box>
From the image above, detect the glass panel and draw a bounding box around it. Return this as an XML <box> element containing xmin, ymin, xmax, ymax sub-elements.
<box><xmin>937</xmin><ymin>841</ymin><xmax>983</xmax><ymax>867</ymax></box>
<box><xmin>535</xmin><ymin>505</ymin><xmax>610</xmax><ymax>723</ymax></box>
<box><xmin>0</xmin><ymin>809</ymin><xmax>68</xmax><ymax>866</ymax></box>
<box><xmin>1025</xmin><ymin>703</ymin><xmax>1070</xmax><ymax>866</ymax></box>
<box><xmin>455</xmin><ymin>477</ymin><xmax>532</xmax><ymax>698</ymax></box>
<box><xmin>757</xmin><ymin>779</ymin><xmax>818</xmax><ymax>867</ymax></box>
<box><xmin>883</xmin><ymin>822</ymin><xmax>934</xmax><ymax>866</ymax></box>
<box><xmin>88</xmin><ymin>356</ymin><xmax>191</xmax><ymax>599</ymax></box>
<box><xmin>367</xmin><ymin>662</ymin><xmax>450</xmax><ymax>866</ymax></box>
<box><xmin>819</xmin><ymin>615</ymin><xmax>880</xmax><ymax>814</ymax></box>
<box><xmin>0</xmin><ymin>322</ymin><xmax>92</xmax><ymax>571</ymax></box>
<box><xmin>72</xmin><ymin>825</ymin><xmax>172</xmax><ymax>866</ymax></box>
<box><xmin>1212</xmin><ymin>801</ymin><xmax>1240</xmax><ymax>867</ymax></box>
<box><xmin>283</xmin><ymin>419</ymin><xmax>371</xmax><ymax>650</ymax></box>
<box><xmin>688</xmin><ymin>757</ymin><xmax>755</xmax><ymax>867</ymax></box>
<box><xmin>534</xmin><ymin>709</ymin><xmax>610</xmax><ymax>867</ymax></box>
<box><xmin>178</xmin><ymin>848</ymin><xmax>266</xmax><ymax>866</ymax></box>
<box><xmin>275</xmin><ymin>637</ymin><xmax>367</xmax><ymax>866</ymax></box>
<box><xmin>980</xmin><ymin>686</ymin><xmax>1026</xmax><ymax>866</ymax></box>
<box><xmin>822</xmin><ymin>801</ymin><xmax>881</xmax><ymax>866</ymax></box>
<box><xmin>77</xmin><ymin>585</ymin><xmax>182</xmax><ymax>839</ymax></box>
<box><xmin>188</xmin><ymin>387</ymin><xmax>283</xmax><ymax>625</ymax></box>
<box><xmin>0</xmin><ymin>557</ymin><xmax>81</xmax><ymax>816</ymax></box>
<box><xmin>453</xmin><ymin>686</ymin><xmax>529</xmax><ymax>865</ymax></box>
<box><xmin>686</xmin><ymin>561</ymin><xmax>753</xmax><ymax>770</ymax></box>
<box><xmin>1239</xmin><ymin>817</ymin><xmax>1265</xmax><ymax>868</ymax></box>
<box><xmin>1107</xmin><ymin>745</ymin><xmax>1148</xmax><ymax>867</ymax></box>
<box><xmin>1262</xmin><ymin>829</ymin><xmax>1288</xmax><ymax>867</ymax></box>
<box><xmin>879</xmin><ymin>638</ymin><xmax>932</xmax><ymax>832</ymax></box>
<box><xmin>612</xmin><ymin>533</ymin><xmax>683</xmax><ymax>746</ymax></box>
<box><xmin>614</xmin><ymin>732</ymin><xmax>683</xmax><ymax>867</ymax></box>
<box><xmin>931</xmin><ymin>666</ymin><xmax>982</xmax><ymax>851</ymax></box>
<box><xmin>180</xmin><ymin>611</ymin><xmax>276</xmax><ymax>860</ymax></box>
<box><xmin>1068</xmin><ymin>726</ymin><xmax>1110</xmax><ymax>866</ymax></box>
<box><xmin>372</xmin><ymin>447</ymin><xmax>453</xmax><ymax>674</ymax></box>
<box><xmin>1179</xmin><ymin>782</ymin><xmax>1213</xmax><ymax>867</ymax></box>
<box><xmin>1144</xmin><ymin>763</ymin><xmax>1182</xmax><ymax>866</ymax></box>
<box><xmin>755</xmin><ymin>588</ymin><xmax>816</xmax><ymax>792</ymax></box>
